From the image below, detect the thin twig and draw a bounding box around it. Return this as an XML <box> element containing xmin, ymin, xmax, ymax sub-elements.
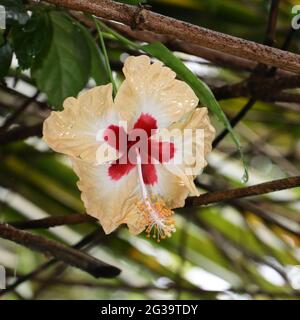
<box><xmin>213</xmin><ymin>2</ymin><xmax>292</xmax><ymax>148</ymax></box>
<box><xmin>0</xmin><ymin>91</ymin><xmax>40</xmax><ymax>132</ymax></box>
<box><xmin>212</xmin><ymin>76</ymin><xmax>300</xmax><ymax>102</ymax></box>
<box><xmin>264</xmin><ymin>0</ymin><xmax>281</xmax><ymax>47</ymax></box>
<box><xmin>10</xmin><ymin>214</ymin><xmax>95</xmax><ymax>230</ymax></box>
<box><xmin>185</xmin><ymin>175</ymin><xmax>300</xmax><ymax>207</ymax></box>
<box><xmin>30</xmin><ymin>230</ymin><xmax>106</xmax><ymax>299</ymax></box>
<box><xmin>213</xmin><ymin>98</ymin><xmax>256</xmax><ymax>148</ymax></box>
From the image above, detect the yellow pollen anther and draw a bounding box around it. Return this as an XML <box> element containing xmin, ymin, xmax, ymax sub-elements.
<box><xmin>137</xmin><ymin>195</ymin><xmax>176</xmax><ymax>243</ymax></box>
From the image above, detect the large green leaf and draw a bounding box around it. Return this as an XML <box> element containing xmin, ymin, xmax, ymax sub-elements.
<box><xmin>10</xmin><ymin>10</ymin><xmax>52</xmax><ymax>70</ymax></box>
<box><xmin>32</xmin><ymin>11</ymin><xmax>91</xmax><ymax>109</ymax></box>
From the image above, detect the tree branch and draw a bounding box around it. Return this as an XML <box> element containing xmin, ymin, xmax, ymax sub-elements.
<box><xmin>97</xmin><ymin>16</ymin><xmax>294</xmax><ymax>78</ymax></box>
<box><xmin>0</xmin><ymin>223</ymin><xmax>120</xmax><ymax>278</ymax></box>
<box><xmin>0</xmin><ymin>122</ymin><xmax>43</xmax><ymax>145</ymax></box>
<box><xmin>185</xmin><ymin>175</ymin><xmax>300</xmax><ymax>207</ymax></box>
<box><xmin>264</xmin><ymin>0</ymin><xmax>280</xmax><ymax>47</ymax></box>
<box><xmin>11</xmin><ymin>214</ymin><xmax>95</xmax><ymax>230</ymax></box>
<box><xmin>0</xmin><ymin>230</ymin><xmax>102</xmax><ymax>296</ymax></box>
<box><xmin>212</xmin><ymin>75</ymin><xmax>300</xmax><ymax>102</ymax></box>
<box><xmin>213</xmin><ymin>3</ymin><xmax>294</xmax><ymax>148</ymax></box>
<box><xmin>0</xmin><ymin>91</ymin><xmax>40</xmax><ymax>132</ymax></box>
<box><xmin>7</xmin><ymin>176</ymin><xmax>300</xmax><ymax>231</ymax></box>
<box><xmin>43</xmin><ymin>0</ymin><xmax>300</xmax><ymax>74</ymax></box>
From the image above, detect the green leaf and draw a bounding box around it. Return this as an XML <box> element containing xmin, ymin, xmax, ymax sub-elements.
<box><xmin>32</xmin><ymin>11</ymin><xmax>91</xmax><ymax>109</ymax></box>
<box><xmin>10</xmin><ymin>10</ymin><xmax>52</xmax><ymax>70</ymax></box>
<box><xmin>0</xmin><ymin>41</ymin><xmax>12</xmax><ymax>78</ymax></box>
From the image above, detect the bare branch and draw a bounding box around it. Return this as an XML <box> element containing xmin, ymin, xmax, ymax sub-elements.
<box><xmin>0</xmin><ymin>230</ymin><xmax>102</xmax><ymax>296</ymax></box>
<box><xmin>0</xmin><ymin>223</ymin><xmax>120</xmax><ymax>278</ymax></box>
<box><xmin>0</xmin><ymin>123</ymin><xmax>43</xmax><ymax>145</ymax></box>
<box><xmin>186</xmin><ymin>175</ymin><xmax>300</xmax><ymax>207</ymax></box>
<box><xmin>0</xmin><ymin>91</ymin><xmax>40</xmax><ymax>132</ymax></box>
<box><xmin>264</xmin><ymin>0</ymin><xmax>280</xmax><ymax>47</ymax></box>
<box><xmin>11</xmin><ymin>214</ymin><xmax>95</xmax><ymax>230</ymax></box>
<box><xmin>43</xmin><ymin>0</ymin><xmax>300</xmax><ymax>74</ymax></box>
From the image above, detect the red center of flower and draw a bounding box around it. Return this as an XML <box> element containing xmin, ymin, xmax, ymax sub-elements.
<box><xmin>104</xmin><ymin>113</ymin><xmax>175</xmax><ymax>185</ymax></box>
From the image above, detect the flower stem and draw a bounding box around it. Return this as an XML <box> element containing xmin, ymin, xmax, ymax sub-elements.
<box><xmin>93</xmin><ymin>16</ymin><xmax>117</xmax><ymax>97</ymax></box>
<box><xmin>94</xmin><ymin>18</ymin><xmax>141</xmax><ymax>50</ymax></box>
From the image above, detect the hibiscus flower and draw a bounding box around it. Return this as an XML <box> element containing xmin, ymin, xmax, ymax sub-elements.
<box><xmin>43</xmin><ymin>55</ymin><xmax>215</xmax><ymax>242</ymax></box>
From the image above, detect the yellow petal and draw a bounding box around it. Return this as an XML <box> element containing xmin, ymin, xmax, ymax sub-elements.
<box><xmin>71</xmin><ymin>158</ymin><xmax>144</xmax><ymax>235</ymax></box>
<box><xmin>170</xmin><ymin>107</ymin><xmax>215</xmax><ymax>155</ymax></box>
<box><xmin>114</xmin><ymin>55</ymin><xmax>199</xmax><ymax>129</ymax></box>
<box><xmin>157</xmin><ymin>107</ymin><xmax>215</xmax><ymax>196</ymax></box>
<box><xmin>43</xmin><ymin>84</ymin><xmax>119</xmax><ymax>164</ymax></box>
<box><xmin>150</xmin><ymin>164</ymin><xmax>190</xmax><ymax>209</ymax></box>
